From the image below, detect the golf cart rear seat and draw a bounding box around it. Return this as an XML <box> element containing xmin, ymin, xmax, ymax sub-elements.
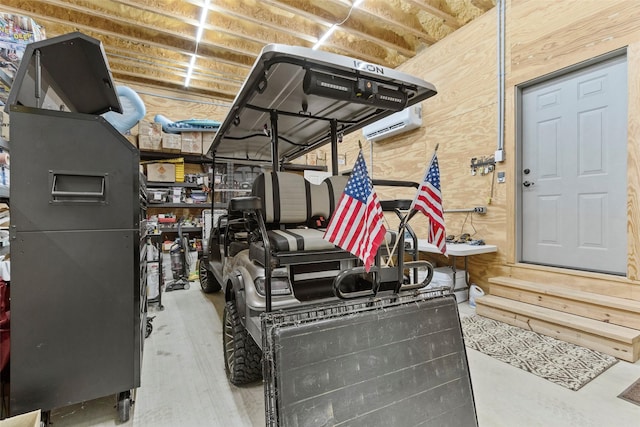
<box><xmin>247</xmin><ymin>171</ymin><xmax>398</xmax><ymax>267</ymax></box>
<box><xmin>248</xmin><ymin>172</ymin><xmax>347</xmax><ymax>265</ymax></box>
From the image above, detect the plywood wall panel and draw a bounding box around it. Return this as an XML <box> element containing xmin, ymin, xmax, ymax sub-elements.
<box><xmin>401</xmin><ymin>12</ymin><xmax>497</xmax><ymax>123</ymax></box>
<box><xmin>122</xmin><ymin>82</ymin><xmax>231</xmax><ymax>124</ymax></box>
<box><xmin>329</xmin><ymin>0</ymin><xmax>640</xmax><ymax>294</ymax></box>
<box><xmin>626</xmin><ymin>41</ymin><xmax>640</xmax><ymax>282</ymax></box>
<box><xmin>509</xmin><ymin>0</ymin><xmax>622</xmax><ymax>45</ymax></box>
<box><xmin>508</xmin><ymin>1</ymin><xmax>640</xmax><ymax>85</ymax></box>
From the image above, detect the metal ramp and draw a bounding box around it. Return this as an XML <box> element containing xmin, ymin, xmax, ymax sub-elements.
<box><xmin>262</xmin><ymin>292</ymin><xmax>478</xmax><ymax>427</ymax></box>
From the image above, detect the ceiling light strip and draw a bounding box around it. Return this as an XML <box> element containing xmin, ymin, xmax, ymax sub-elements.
<box><xmin>185</xmin><ymin>0</ymin><xmax>211</xmax><ymax>87</ymax></box>
<box><xmin>184</xmin><ymin>53</ymin><xmax>198</xmax><ymax>88</ymax></box>
<box><xmin>312</xmin><ymin>24</ymin><xmax>336</xmax><ymax>50</ymax></box>
<box><xmin>312</xmin><ymin>0</ymin><xmax>364</xmax><ymax>51</ymax></box>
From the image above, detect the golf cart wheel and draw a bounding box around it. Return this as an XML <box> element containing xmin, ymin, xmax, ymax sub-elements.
<box><xmin>198</xmin><ymin>258</ymin><xmax>221</xmax><ymax>293</ymax></box>
<box><xmin>223</xmin><ymin>300</ymin><xmax>262</xmax><ymax>385</ymax></box>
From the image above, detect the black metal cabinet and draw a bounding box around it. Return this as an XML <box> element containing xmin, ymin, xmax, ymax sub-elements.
<box><xmin>6</xmin><ymin>32</ymin><xmax>145</xmax><ymax>417</ymax></box>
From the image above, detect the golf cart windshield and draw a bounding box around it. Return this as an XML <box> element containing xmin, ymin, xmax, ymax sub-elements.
<box><xmin>209</xmin><ymin>44</ymin><xmax>437</xmax><ymax>167</ymax></box>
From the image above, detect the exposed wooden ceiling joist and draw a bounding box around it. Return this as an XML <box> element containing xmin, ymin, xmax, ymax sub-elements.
<box><xmin>0</xmin><ymin>0</ymin><xmax>495</xmax><ymax>102</ymax></box>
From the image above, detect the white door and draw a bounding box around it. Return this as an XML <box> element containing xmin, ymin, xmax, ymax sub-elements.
<box><xmin>521</xmin><ymin>55</ymin><xmax>628</xmax><ymax>275</ymax></box>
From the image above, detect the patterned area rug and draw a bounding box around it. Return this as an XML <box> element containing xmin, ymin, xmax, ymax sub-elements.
<box><xmin>619</xmin><ymin>377</ymin><xmax>640</xmax><ymax>406</ymax></box>
<box><xmin>460</xmin><ymin>315</ymin><xmax>618</xmax><ymax>391</ymax></box>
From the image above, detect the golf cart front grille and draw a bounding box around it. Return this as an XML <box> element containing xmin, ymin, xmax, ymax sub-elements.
<box><xmin>290</xmin><ymin>261</ymin><xmax>342</xmax><ymax>301</ymax></box>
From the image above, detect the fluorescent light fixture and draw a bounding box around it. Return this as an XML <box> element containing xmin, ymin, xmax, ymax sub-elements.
<box><xmin>185</xmin><ymin>0</ymin><xmax>210</xmax><ymax>87</ymax></box>
<box><xmin>353</xmin><ymin>0</ymin><xmax>365</xmax><ymax>7</ymax></box>
<box><xmin>313</xmin><ymin>24</ymin><xmax>336</xmax><ymax>50</ymax></box>
<box><xmin>184</xmin><ymin>54</ymin><xmax>197</xmax><ymax>88</ymax></box>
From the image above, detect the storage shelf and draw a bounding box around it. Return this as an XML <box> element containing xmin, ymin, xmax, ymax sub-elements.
<box><xmin>158</xmin><ymin>226</ymin><xmax>202</xmax><ymax>233</ymax></box>
<box><xmin>148</xmin><ymin>203</ymin><xmax>210</xmax><ymax>208</ymax></box>
<box><xmin>147</xmin><ymin>182</ymin><xmax>200</xmax><ymax>188</ymax></box>
<box><xmin>140</xmin><ymin>151</ymin><xmax>212</xmax><ymax>164</ymax></box>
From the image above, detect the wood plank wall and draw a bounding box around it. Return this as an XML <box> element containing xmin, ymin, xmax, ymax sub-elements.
<box><xmin>333</xmin><ymin>0</ymin><xmax>640</xmax><ymax>299</ymax></box>
<box><xmin>124</xmin><ymin>82</ymin><xmax>231</xmax><ymax>125</ymax></box>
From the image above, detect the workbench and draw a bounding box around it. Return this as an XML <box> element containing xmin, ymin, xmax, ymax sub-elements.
<box><xmin>417</xmin><ymin>241</ymin><xmax>497</xmax><ymax>290</ymax></box>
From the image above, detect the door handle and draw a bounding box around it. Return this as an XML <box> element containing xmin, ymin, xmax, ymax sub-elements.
<box><xmin>523</xmin><ymin>181</ymin><xmax>535</xmax><ymax>187</ymax></box>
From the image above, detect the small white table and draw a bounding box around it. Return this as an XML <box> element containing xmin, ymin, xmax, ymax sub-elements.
<box><xmin>417</xmin><ymin>240</ymin><xmax>498</xmax><ymax>289</ymax></box>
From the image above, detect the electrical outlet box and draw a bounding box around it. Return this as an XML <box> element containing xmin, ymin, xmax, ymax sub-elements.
<box><xmin>495</xmin><ymin>149</ymin><xmax>505</xmax><ymax>162</ymax></box>
<box><xmin>474</xmin><ymin>206</ymin><xmax>487</xmax><ymax>214</ymax></box>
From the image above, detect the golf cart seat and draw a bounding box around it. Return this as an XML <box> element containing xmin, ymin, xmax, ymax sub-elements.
<box><xmin>248</xmin><ymin>171</ymin><xmax>398</xmax><ymax>267</ymax></box>
<box><xmin>248</xmin><ymin>172</ymin><xmax>345</xmax><ymax>265</ymax></box>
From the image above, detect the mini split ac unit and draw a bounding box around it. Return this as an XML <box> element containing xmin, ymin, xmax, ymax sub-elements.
<box><xmin>362</xmin><ymin>104</ymin><xmax>422</xmax><ymax>142</ymax></box>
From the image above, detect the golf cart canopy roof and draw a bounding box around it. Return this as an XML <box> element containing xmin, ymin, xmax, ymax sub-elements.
<box><xmin>210</xmin><ymin>44</ymin><xmax>437</xmax><ymax>165</ymax></box>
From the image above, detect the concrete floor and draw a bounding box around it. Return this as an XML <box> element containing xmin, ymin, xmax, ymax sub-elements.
<box><xmin>45</xmin><ymin>284</ymin><xmax>640</xmax><ymax>427</ymax></box>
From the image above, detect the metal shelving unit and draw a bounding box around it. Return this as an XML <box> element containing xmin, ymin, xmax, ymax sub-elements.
<box><xmin>139</xmin><ymin>150</ymin><xmax>211</xmax><ymax>164</ymax></box>
<box><xmin>158</xmin><ymin>226</ymin><xmax>202</xmax><ymax>233</ymax></box>
<box><xmin>147</xmin><ymin>182</ymin><xmax>200</xmax><ymax>188</ymax></box>
<box><xmin>148</xmin><ymin>203</ymin><xmax>210</xmax><ymax>208</ymax></box>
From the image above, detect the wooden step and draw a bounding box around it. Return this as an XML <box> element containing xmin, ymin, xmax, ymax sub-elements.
<box><xmin>476</xmin><ymin>295</ymin><xmax>640</xmax><ymax>362</ymax></box>
<box><xmin>488</xmin><ymin>276</ymin><xmax>640</xmax><ymax>330</ymax></box>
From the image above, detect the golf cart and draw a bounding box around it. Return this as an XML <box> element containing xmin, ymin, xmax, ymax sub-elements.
<box><xmin>200</xmin><ymin>45</ymin><xmax>477</xmax><ymax>426</ymax></box>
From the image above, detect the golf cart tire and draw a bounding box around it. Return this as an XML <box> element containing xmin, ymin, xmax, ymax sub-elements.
<box><xmin>198</xmin><ymin>258</ymin><xmax>221</xmax><ymax>293</ymax></box>
<box><xmin>223</xmin><ymin>300</ymin><xmax>262</xmax><ymax>385</ymax></box>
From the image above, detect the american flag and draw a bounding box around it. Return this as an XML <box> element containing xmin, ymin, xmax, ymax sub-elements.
<box><xmin>410</xmin><ymin>153</ymin><xmax>447</xmax><ymax>256</ymax></box>
<box><xmin>323</xmin><ymin>150</ymin><xmax>386</xmax><ymax>272</ymax></box>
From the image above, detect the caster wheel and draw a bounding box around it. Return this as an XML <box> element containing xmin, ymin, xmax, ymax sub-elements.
<box><xmin>145</xmin><ymin>316</ymin><xmax>154</xmax><ymax>338</ymax></box>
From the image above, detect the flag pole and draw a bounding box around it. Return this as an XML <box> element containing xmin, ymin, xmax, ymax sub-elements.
<box><xmin>384</xmin><ymin>143</ymin><xmax>440</xmax><ymax>266</ymax></box>
<box><xmin>407</xmin><ymin>143</ymin><xmax>439</xmax><ymax>221</ymax></box>
<box><xmin>363</xmin><ymin>139</ymin><xmax>394</xmax><ymax>266</ymax></box>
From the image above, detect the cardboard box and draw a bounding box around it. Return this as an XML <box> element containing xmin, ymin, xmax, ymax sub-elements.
<box><xmin>306</xmin><ymin>153</ymin><xmax>317</xmax><ymax>165</ymax></box>
<box><xmin>147</xmin><ymin>163</ymin><xmax>176</xmax><ymax>182</ymax></box>
<box><xmin>0</xmin><ymin>76</ymin><xmax>10</xmax><ymax>111</ymax></box>
<box><xmin>138</xmin><ymin>135</ymin><xmax>162</xmax><ymax>151</ymax></box>
<box><xmin>0</xmin><ymin>409</ymin><xmax>41</xmax><ymax>427</ymax></box>
<box><xmin>138</xmin><ymin>120</ymin><xmax>162</xmax><ymax>138</ymax></box>
<box><xmin>1</xmin><ymin>112</ymin><xmax>9</xmax><ymax>141</ymax></box>
<box><xmin>181</xmin><ymin>132</ymin><xmax>202</xmax><ymax>154</ymax></box>
<box><xmin>161</xmin><ymin>132</ymin><xmax>181</xmax><ymax>152</ymax></box>
<box><xmin>124</xmin><ymin>134</ymin><xmax>137</xmax><ymax>147</ymax></box>
<box><xmin>202</xmin><ymin>132</ymin><xmax>216</xmax><ymax>155</ymax></box>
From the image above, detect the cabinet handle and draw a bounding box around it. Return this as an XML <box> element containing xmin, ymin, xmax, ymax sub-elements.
<box><xmin>50</xmin><ymin>172</ymin><xmax>106</xmax><ymax>200</ymax></box>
